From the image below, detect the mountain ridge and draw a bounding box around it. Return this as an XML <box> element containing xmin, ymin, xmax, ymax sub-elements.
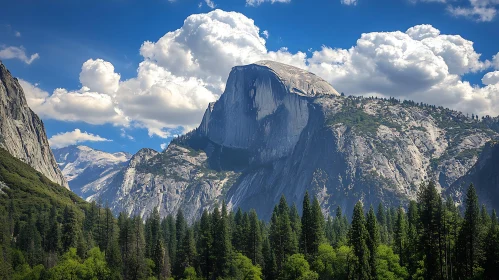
<box><xmin>0</xmin><ymin>61</ymin><xmax>68</xmax><ymax>188</ymax></box>
<box><xmin>52</xmin><ymin>61</ymin><xmax>499</xmax><ymax>221</ymax></box>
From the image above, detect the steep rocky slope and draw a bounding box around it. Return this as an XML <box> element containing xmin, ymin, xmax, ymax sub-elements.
<box><xmin>0</xmin><ymin>61</ymin><xmax>68</xmax><ymax>188</ymax></box>
<box><xmin>53</xmin><ymin>145</ymin><xmax>131</xmax><ymax>199</ymax></box>
<box><xmin>447</xmin><ymin>141</ymin><xmax>499</xmax><ymax>211</ymax></box>
<box><xmin>83</xmin><ymin>61</ymin><xmax>497</xmax><ymax>221</ymax></box>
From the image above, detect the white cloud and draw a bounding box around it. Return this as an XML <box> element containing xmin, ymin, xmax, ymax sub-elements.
<box><xmin>79</xmin><ymin>59</ymin><xmax>120</xmax><ymax>95</ymax></box>
<box><xmin>0</xmin><ymin>46</ymin><xmax>39</xmax><ymax>64</ymax></box>
<box><xmin>160</xmin><ymin>143</ymin><xmax>168</xmax><ymax>150</ymax></box>
<box><xmin>205</xmin><ymin>0</ymin><xmax>216</xmax><ymax>8</ymax></box>
<box><xmin>341</xmin><ymin>0</ymin><xmax>357</xmax><ymax>5</ymax></box>
<box><xmin>411</xmin><ymin>0</ymin><xmax>499</xmax><ymax>22</ymax></box>
<box><xmin>262</xmin><ymin>30</ymin><xmax>269</xmax><ymax>39</ymax></box>
<box><xmin>48</xmin><ymin>129</ymin><xmax>111</xmax><ymax>148</ymax></box>
<box><xmin>15</xmin><ymin>31</ymin><xmax>21</xmax><ymax>37</ymax></box>
<box><xmin>246</xmin><ymin>0</ymin><xmax>291</xmax><ymax>7</ymax></box>
<box><xmin>483</xmin><ymin>71</ymin><xmax>499</xmax><ymax>85</ymax></box>
<box><xmin>306</xmin><ymin>24</ymin><xmax>498</xmax><ymax>116</ymax></box>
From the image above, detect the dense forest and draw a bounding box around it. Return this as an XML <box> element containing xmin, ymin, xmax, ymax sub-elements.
<box><xmin>1</xmin><ymin>176</ymin><xmax>499</xmax><ymax>279</ymax></box>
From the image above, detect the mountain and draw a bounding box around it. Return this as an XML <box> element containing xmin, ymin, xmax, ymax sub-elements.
<box><xmin>52</xmin><ymin>145</ymin><xmax>131</xmax><ymax>200</ymax></box>
<box><xmin>73</xmin><ymin>61</ymin><xmax>498</xmax><ymax>221</ymax></box>
<box><xmin>447</xmin><ymin>141</ymin><xmax>499</xmax><ymax>211</ymax></box>
<box><xmin>0</xmin><ymin>61</ymin><xmax>68</xmax><ymax>188</ymax></box>
<box><xmin>0</xmin><ymin>147</ymin><xmax>85</xmax><ymax>217</ymax></box>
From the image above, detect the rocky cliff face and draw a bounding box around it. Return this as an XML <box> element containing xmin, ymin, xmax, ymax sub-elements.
<box><xmin>447</xmin><ymin>141</ymin><xmax>499</xmax><ymax>211</ymax></box>
<box><xmin>0</xmin><ymin>62</ymin><xmax>68</xmax><ymax>188</ymax></box>
<box><xmin>53</xmin><ymin>145</ymin><xmax>131</xmax><ymax>199</ymax></box>
<box><xmin>82</xmin><ymin>61</ymin><xmax>497</xmax><ymax>221</ymax></box>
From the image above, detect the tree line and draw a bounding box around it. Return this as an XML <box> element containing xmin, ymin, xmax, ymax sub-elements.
<box><xmin>0</xmin><ymin>182</ymin><xmax>498</xmax><ymax>279</ymax></box>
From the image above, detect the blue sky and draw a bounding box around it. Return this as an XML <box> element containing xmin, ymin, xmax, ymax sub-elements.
<box><xmin>1</xmin><ymin>0</ymin><xmax>499</xmax><ymax>154</ymax></box>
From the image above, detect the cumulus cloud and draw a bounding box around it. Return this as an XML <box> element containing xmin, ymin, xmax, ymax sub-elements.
<box><xmin>48</xmin><ymin>129</ymin><xmax>111</xmax><ymax>148</ymax></box>
<box><xmin>79</xmin><ymin>59</ymin><xmax>120</xmax><ymax>95</ymax></box>
<box><xmin>160</xmin><ymin>143</ymin><xmax>168</xmax><ymax>150</ymax></box>
<box><xmin>306</xmin><ymin>24</ymin><xmax>497</xmax><ymax>116</ymax></box>
<box><xmin>20</xmin><ymin>10</ymin><xmax>499</xmax><ymax>139</ymax></box>
<box><xmin>341</xmin><ymin>0</ymin><xmax>358</xmax><ymax>5</ymax></box>
<box><xmin>0</xmin><ymin>46</ymin><xmax>39</xmax><ymax>64</ymax></box>
<box><xmin>262</xmin><ymin>30</ymin><xmax>269</xmax><ymax>39</ymax></box>
<box><xmin>246</xmin><ymin>0</ymin><xmax>291</xmax><ymax>7</ymax></box>
<box><xmin>483</xmin><ymin>71</ymin><xmax>499</xmax><ymax>85</ymax></box>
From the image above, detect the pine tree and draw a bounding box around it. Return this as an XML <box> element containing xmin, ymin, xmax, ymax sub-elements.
<box><xmin>212</xmin><ymin>203</ymin><xmax>232</xmax><ymax>278</ymax></box>
<box><xmin>377</xmin><ymin>203</ymin><xmax>388</xmax><ymax>244</ymax></box>
<box><xmin>394</xmin><ymin>206</ymin><xmax>407</xmax><ymax>265</ymax></box>
<box><xmin>177</xmin><ymin>227</ymin><xmax>197</xmax><ymax>273</ymax></box>
<box><xmin>61</xmin><ymin>206</ymin><xmax>79</xmax><ymax>252</ymax></box>
<box><xmin>247</xmin><ymin>209</ymin><xmax>263</xmax><ymax>266</ymax></box>
<box><xmin>406</xmin><ymin>200</ymin><xmax>419</xmax><ymax>276</ymax></box>
<box><xmin>46</xmin><ymin>206</ymin><xmax>61</xmax><ymax>254</ymax></box>
<box><xmin>300</xmin><ymin>191</ymin><xmax>312</xmax><ymax>257</ymax></box>
<box><xmin>163</xmin><ymin>214</ymin><xmax>176</xmax><ymax>268</ymax></box>
<box><xmin>310</xmin><ymin>197</ymin><xmax>325</xmax><ymax>256</ymax></box>
<box><xmin>417</xmin><ymin>181</ymin><xmax>442</xmax><ymax>280</ymax></box>
<box><xmin>154</xmin><ymin>239</ymin><xmax>170</xmax><ymax>279</ymax></box>
<box><xmin>366</xmin><ymin>205</ymin><xmax>379</xmax><ymax>280</ymax></box>
<box><xmin>198</xmin><ymin>209</ymin><xmax>213</xmax><ymax>278</ymax></box>
<box><xmin>457</xmin><ymin>184</ymin><xmax>481</xmax><ymax>279</ymax></box>
<box><xmin>233</xmin><ymin>207</ymin><xmax>245</xmax><ymax>253</ymax></box>
<box><xmin>484</xmin><ymin>210</ymin><xmax>499</xmax><ymax>279</ymax></box>
<box><xmin>262</xmin><ymin>237</ymin><xmax>277</xmax><ymax>280</ymax></box>
<box><xmin>270</xmin><ymin>195</ymin><xmax>298</xmax><ymax>274</ymax></box>
<box><xmin>348</xmin><ymin>201</ymin><xmax>370</xmax><ymax>280</ymax></box>
<box><xmin>289</xmin><ymin>203</ymin><xmax>301</xmax><ymax>247</ymax></box>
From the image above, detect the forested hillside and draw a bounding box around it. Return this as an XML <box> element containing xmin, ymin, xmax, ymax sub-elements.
<box><xmin>0</xmin><ymin>150</ymin><xmax>498</xmax><ymax>280</ymax></box>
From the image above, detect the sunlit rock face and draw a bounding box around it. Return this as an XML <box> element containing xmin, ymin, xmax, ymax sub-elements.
<box><xmin>81</xmin><ymin>61</ymin><xmax>497</xmax><ymax>222</ymax></box>
<box><xmin>0</xmin><ymin>62</ymin><xmax>68</xmax><ymax>188</ymax></box>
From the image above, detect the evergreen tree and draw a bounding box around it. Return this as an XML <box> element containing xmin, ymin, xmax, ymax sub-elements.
<box><xmin>61</xmin><ymin>206</ymin><xmax>79</xmax><ymax>252</ymax></box>
<box><xmin>212</xmin><ymin>203</ymin><xmax>232</xmax><ymax>278</ymax></box>
<box><xmin>310</xmin><ymin>197</ymin><xmax>325</xmax><ymax>256</ymax></box>
<box><xmin>484</xmin><ymin>210</ymin><xmax>499</xmax><ymax>279</ymax></box>
<box><xmin>270</xmin><ymin>195</ymin><xmax>298</xmax><ymax>274</ymax></box>
<box><xmin>406</xmin><ymin>200</ymin><xmax>420</xmax><ymax>276</ymax></box>
<box><xmin>177</xmin><ymin>227</ymin><xmax>197</xmax><ymax>273</ymax></box>
<box><xmin>300</xmin><ymin>191</ymin><xmax>312</xmax><ymax>257</ymax></box>
<box><xmin>198</xmin><ymin>209</ymin><xmax>213</xmax><ymax>278</ymax></box>
<box><xmin>289</xmin><ymin>203</ymin><xmax>301</xmax><ymax>248</ymax></box>
<box><xmin>457</xmin><ymin>184</ymin><xmax>481</xmax><ymax>279</ymax></box>
<box><xmin>366</xmin><ymin>205</ymin><xmax>379</xmax><ymax>280</ymax></box>
<box><xmin>248</xmin><ymin>209</ymin><xmax>263</xmax><ymax>266</ymax></box>
<box><xmin>394</xmin><ymin>206</ymin><xmax>408</xmax><ymax>265</ymax></box>
<box><xmin>154</xmin><ymin>238</ymin><xmax>171</xmax><ymax>279</ymax></box>
<box><xmin>348</xmin><ymin>201</ymin><xmax>370</xmax><ymax>280</ymax></box>
<box><xmin>46</xmin><ymin>206</ymin><xmax>61</xmax><ymax>254</ymax></box>
<box><xmin>233</xmin><ymin>207</ymin><xmax>245</xmax><ymax>253</ymax></box>
<box><xmin>377</xmin><ymin>203</ymin><xmax>389</xmax><ymax>244</ymax></box>
<box><xmin>262</xmin><ymin>236</ymin><xmax>277</xmax><ymax>280</ymax></box>
<box><xmin>417</xmin><ymin>181</ymin><xmax>442</xmax><ymax>280</ymax></box>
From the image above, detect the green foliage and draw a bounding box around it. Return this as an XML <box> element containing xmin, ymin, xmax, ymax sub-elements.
<box><xmin>282</xmin><ymin>254</ymin><xmax>318</xmax><ymax>280</ymax></box>
<box><xmin>229</xmin><ymin>253</ymin><xmax>262</xmax><ymax>280</ymax></box>
<box><xmin>376</xmin><ymin>245</ymin><xmax>409</xmax><ymax>280</ymax></box>
<box><xmin>311</xmin><ymin>243</ymin><xmax>336</xmax><ymax>280</ymax></box>
<box><xmin>348</xmin><ymin>201</ymin><xmax>371</xmax><ymax>279</ymax></box>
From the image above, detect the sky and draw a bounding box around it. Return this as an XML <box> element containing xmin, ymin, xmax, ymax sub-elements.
<box><xmin>1</xmin><ymin>0</ymin><xmax>499</xmax><ymax>154</ymax></box>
